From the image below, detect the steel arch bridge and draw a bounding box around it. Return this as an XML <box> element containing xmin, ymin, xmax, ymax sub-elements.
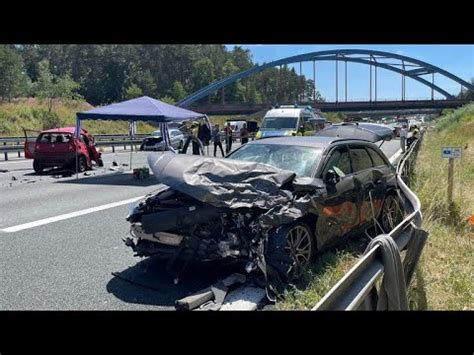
<box><xmin>178</xmin><ymin>49</ymin><xmax>474</xmax><ymax>108</ymax></box>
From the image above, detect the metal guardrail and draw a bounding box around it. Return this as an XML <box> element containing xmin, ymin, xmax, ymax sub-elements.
<box><xmin>0</xmin><ymin>134</ymin><xmax>147</xmax><ymax>160</ymax></box>
<box><xmin>312</xmin><ymin>132</ymin><xmax>427</xmax><ymax>310</ymax></box>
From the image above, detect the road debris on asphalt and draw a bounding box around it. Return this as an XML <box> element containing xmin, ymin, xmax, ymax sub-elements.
<box><xmin>175</xmin><ymin>273</ymin><xmax>249</xmax><ymax>311</ymax></box>
<box><xmin>132</xmin><ymin>167</ymin><xmax>150</xmax><ymax>180</ymax></box>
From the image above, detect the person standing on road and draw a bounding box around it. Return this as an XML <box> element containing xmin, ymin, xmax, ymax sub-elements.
<box><xmin>191</xmin><ymin>122</ymin><xmax>200</xmax><ymax>155</ymax></box>
<box><xmin>240</xmin><ymin>123</ymin><xmax>249</xmax><ymax>145</ymax></box>
<box><xmin>212</xmin><ymin>124</ymin><xmax>225</xmax><ymax>157</ymax></box>
<box><xmin>224</xmin><ymin>122</ymin><xmax>233</xmax><ymax>154</ymax></box>
<box><xmin>400</xmin><ymin>125</ymin><xmax>408</xmax><ymax>153</ymax></box>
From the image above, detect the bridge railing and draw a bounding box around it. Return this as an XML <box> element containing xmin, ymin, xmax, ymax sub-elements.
<box><xmin>312</xmin><ymin>133</ymin><xmax>427</xmax><ymax>310</ymax></box>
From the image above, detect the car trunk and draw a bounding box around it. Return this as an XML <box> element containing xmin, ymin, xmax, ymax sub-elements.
<box><xmin>35</xmin><ymin>133</ymin><xmax>76</xmax><ymax>166</ymax></box>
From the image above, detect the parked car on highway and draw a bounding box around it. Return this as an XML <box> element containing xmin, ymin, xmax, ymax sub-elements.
<box><xmin>139</xmin><ymin>128</ymin><xmax>185</xmax><ymax>151</ymax></box>
<box><xmin>124</xmin><ymin>123</ymin><xmax>404</xmax><ymax>292</ymax></box>
<box><xmin>24</xmin><ymin>127</ymin><xmax>103</xmax><ymax>174</ymax></box>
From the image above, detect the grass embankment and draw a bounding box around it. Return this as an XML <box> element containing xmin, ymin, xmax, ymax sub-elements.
<box><xmin>277</xmin><ymin>104</ymin><xmax>474</xmax><ymax>310</ymax></box>
<box><xmin>0</xmin><ymin>98</ymin><xmax>156</xmax><ymax>136</ymax></box>
<box><xmin>408</xmin><ymin>104</ymin><xmax>473</xmax><ymax>310</ymax></box>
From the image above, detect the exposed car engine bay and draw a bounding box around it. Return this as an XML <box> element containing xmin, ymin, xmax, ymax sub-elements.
<box><xmin>123</xmin><ymin>152</ymin><xmax>325</xmax><ymax>299</ymax></box>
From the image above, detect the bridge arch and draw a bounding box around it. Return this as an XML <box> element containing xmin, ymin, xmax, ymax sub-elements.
<box><xmin>178</xmin><ymin>49</ymin><xmax>474</xmax><ymax>107</ymax></box>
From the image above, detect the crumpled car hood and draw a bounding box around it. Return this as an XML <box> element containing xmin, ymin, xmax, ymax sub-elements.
<box><xmin>147</xmin><ymin>152</ymin><xmax>296</xmax><ymax>210</ymax></box>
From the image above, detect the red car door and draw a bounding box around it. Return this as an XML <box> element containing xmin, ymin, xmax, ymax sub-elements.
<box><xmin>23</xmin><ymin>129</ymin><xmax>40</xmax><ymax>159</ymax></box>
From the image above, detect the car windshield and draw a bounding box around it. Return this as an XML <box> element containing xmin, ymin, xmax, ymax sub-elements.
<box><xmin>151</xmin><ymin>131</ymin><xmax>162</xmax><ymax>137</ymax></box>
<box><xmin>228</xmin><ymin>143</ymin><xmax>323</xmax><ymax>177</ymax></box>
<box><xmin>261</xmin><ymin>116</ymin><xmax>298</xmax><ymax>130</ymax></box>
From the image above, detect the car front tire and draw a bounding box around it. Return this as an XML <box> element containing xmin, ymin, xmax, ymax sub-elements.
<box><xmin>266</xmin><ymin>222</ymin><xmax>315</xmax><ymax>280</ymax></box>
<box><xmin>33</xmin><ymin>159</ymin><xmax>43</xmax><ymax>174</ymax></box>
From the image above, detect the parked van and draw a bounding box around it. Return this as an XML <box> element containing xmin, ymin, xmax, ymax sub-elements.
<box><xmin>255</xmin><ymin>105</ymin><xmax>326</xmax><ymax>139</ymax></box>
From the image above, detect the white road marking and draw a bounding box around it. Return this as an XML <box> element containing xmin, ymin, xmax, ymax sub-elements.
<box><xmin>0</xmin><ymin>196</ymin><xmax>144</xmax><ymax>233</ymax></box>
<box><xmin>389</xmin><ymin>148</ymin><xmax>403</xmax><ymax>164</ymax></box>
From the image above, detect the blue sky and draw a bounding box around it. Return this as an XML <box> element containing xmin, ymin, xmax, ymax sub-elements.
<box><xmin>224</xmin><ymin>45</ymin><xmax>473</xmax><ymax>101</ymax></box>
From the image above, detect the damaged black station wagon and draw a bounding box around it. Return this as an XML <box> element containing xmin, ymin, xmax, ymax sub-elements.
<box><xmin>124</xmin><ymin>124</ymin><xmax>403</xmax><ymax>295</ymax></box>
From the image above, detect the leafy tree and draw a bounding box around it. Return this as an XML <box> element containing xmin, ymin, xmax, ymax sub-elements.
<box><xmin>123</xmin><ymin>83</ymin><xmax>143</xmax><ymax>100</ymax></box>
<box><xmin>34</xmin><ymin>59</ymin><xmax>82</xmax><ymax>112</ymax></box>
<box><xmin>192</xmin><ymin>58</ymin><xmax>215</xmax><ymax>91</ymax></box>
<box><xmin>171</xmin><ymin>81</ymin><xmax>187</xmax><ymax>101</ymax></box>
<box><xmin>0</xmin><ymin>46</ymin><xmax>29</xmax><ymax>101</ymax></box>
<box><xmin>160</xmin><ymin>95</ymin><xmax>176</xmax><ymax>105</ymax></box>
<box><xmin>9</xmin><ymin>44</ymin><xmax>317</xmax><ymax>106</ymax></box>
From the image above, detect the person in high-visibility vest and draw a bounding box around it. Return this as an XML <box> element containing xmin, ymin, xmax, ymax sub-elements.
<box><xmin>413</xmin><ymin>127</ymin><xmax>420</xmax><ymax>139</ymax></box>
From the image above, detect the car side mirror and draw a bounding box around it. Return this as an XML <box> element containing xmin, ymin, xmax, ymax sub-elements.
<box><xmin>325</xmin><ymin>169</ymin><xmax>340</xmax><ymax>185</ymax></box>
<box><xmin>293</xmin><ymin>177</ymin><xmax>325</xmax><ymax>192</ymax></box>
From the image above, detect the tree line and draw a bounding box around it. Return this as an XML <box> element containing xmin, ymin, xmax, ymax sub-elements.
<box><xmin>0</xmin><ymin>44</ymin><xmax>324</xmax><ymax>106</ymax></box>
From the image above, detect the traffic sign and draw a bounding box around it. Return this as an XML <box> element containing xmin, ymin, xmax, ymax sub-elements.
<box><xmin>442</xmin><ymin>147</ymin><xmax>462</xmax><ymax>158</ymax></box>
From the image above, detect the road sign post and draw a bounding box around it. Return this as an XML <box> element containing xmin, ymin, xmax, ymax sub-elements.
<box><xmin>447</xmin><ymin>157</ymin><xmax>454</xmax><ymax>204</ymax></box>
<box><xmin>442</xmin><ymin>147</ymin><xmax>462</xmax><ymax>206</ymax></box>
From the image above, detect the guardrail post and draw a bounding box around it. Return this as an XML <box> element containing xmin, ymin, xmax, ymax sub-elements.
<box><xmin>3</xmin><ymin>141</ymin><xmax>7</xmax><ymax>161</ymax></box>
<box><xmin>112</xmin><ymin>138</ymin><xmax>115</xmax><ymax>153</ymax></box>
<box><xmin>17</xmin><ymin>141</ymin><xmax>21</xmax><ymax>157</ymax></box>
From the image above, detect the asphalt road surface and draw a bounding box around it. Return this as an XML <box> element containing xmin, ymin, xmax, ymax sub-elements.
<box><xmin>0</xmin><ymin>139</ymin><xmax>401</xmax><ymax>310</ymax></box>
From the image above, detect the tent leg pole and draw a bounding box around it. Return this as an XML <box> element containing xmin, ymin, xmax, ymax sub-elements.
<box><xmin>130</xmin><ymin>142</ymin><xmax>133</xmax><ymax>170</ymax></box>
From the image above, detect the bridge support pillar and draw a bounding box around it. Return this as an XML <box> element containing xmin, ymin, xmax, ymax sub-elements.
<box><xmin>431</xmin><ymin>73</ymin><xmax>434</xmax><ymax>100</ymax></box>
<box><xmin>313</xmin><ymin>61</ymin><xmax>316</xmax><ymax>101</ymax></box>
<box><xmin>335</xmin><ymin>59</ymin><xmax>338</xmax><ymax>103</ymax></box>
<box><xmin>375</xmin><ymin>66</ymin><xmax>377</xmax><ymax>101</ymax></box>
<box><xmin>345</xmin><ymin>60</ymin><xmax>348</xmax><ymax>102</ymax></box>
<box><xmin>369</xmin><ymin>60</ymin><xmax>372</xmax><ymax>102</ymax></box>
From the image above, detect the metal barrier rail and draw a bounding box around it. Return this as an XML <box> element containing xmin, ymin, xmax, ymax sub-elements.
<box><xmin>312</xmin><ymin>133</ymin><xmax>426</xmax><ymax>310</ymax></box>
<box><xmin>0</xmin><ymin>135</ymin><xmax>147</xmax><ymax>160</ymax></box>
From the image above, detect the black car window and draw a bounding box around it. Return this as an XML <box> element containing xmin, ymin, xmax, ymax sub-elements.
<box><xmin>322</xmin><ymin>147</ymin><xmax>352</xmax><ymax>177</ymax></box>
<box><xmin>350</xmin><ymin>147</ymin><xmax>373</xmax><ymax>172</ymax></box>
<box><xmin>366</xmin><ymin>147</ymin><xmax>387</xmax><ymax>167</ymax></box>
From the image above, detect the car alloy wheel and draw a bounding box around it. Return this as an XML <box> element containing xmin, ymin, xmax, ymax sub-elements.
<box><xmin>284</xmin><ymin>224</ymin><xmax>314</xmax><ymax>275</ymax></box>
<box><xmin>380</xmin><ymin>194</ymin><xmax>403</xmax><ymax>232</ymax></box>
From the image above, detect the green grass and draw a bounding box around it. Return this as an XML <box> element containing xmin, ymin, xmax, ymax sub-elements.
<box><xmin>409</xmin><ymin>103</ymin><xmax>474</xmax><ymax>310</ymax></box>
<box><xmin>0</xmin><ymin>98</ymin><xmax>157</xmax><ymax>136</ymax></box>
<box><xmin>276</xmin><ymin>238</ymin><xmax>366</xmax><ymax>310</ymax></box>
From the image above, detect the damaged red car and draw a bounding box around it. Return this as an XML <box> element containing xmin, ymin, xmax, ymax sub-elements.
<box><xmin>124</xmin><ymin>123</ymin><xmax>405</xmax><ymax>295</ymax></box>
<box><xmin>24</xmin><ymin>127</ymin><xmax>104</xmax><ymax>173</ymax></box>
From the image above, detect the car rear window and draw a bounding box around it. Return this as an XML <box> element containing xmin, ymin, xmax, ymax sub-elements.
<box><xmin>37</xmin><ymin>133</ymin><xmax>72</xmax><ymax>143</ymax></box>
